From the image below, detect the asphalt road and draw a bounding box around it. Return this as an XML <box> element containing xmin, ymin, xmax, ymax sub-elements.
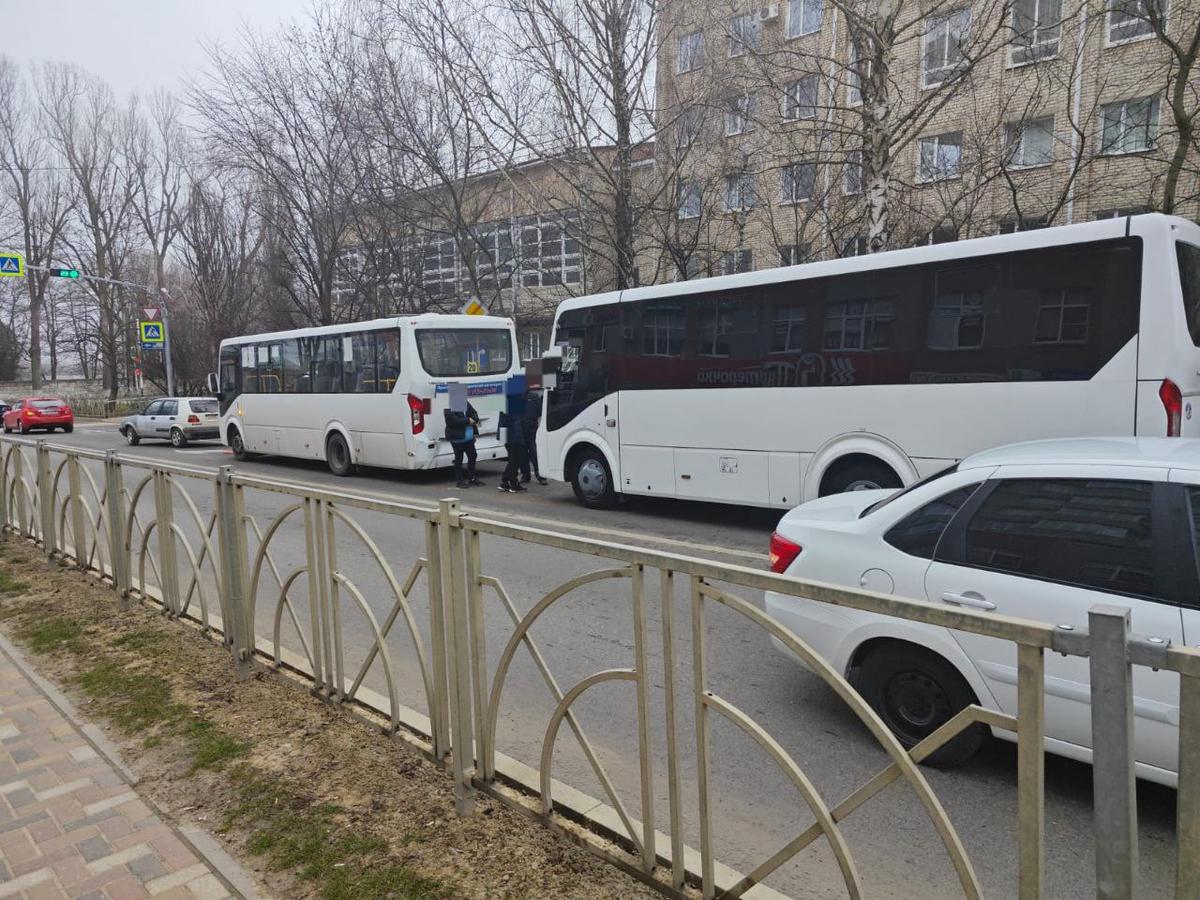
<box><xmin>25</xmin><ymin>422</ymin><xmax>1179</xmax><ymax>899</ymax></box>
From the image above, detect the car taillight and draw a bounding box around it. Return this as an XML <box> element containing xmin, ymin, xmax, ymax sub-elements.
<box><xmin>407</xmin><ymin>394</ymin><xmax>431</xmax><ymax>435</ymax></box>
<box><xmin>769</xmin><ymin>531</ymin><xmax>803</xmax><ymax>574</ymax></box>
<box><xmin>187</xmin><ymin>415</ymin><xmax>200</xmax><ymax>424</ymax></box>
<box><xmin>1160</xmin><ymin>378</ymin><xmax>1183</xmax><ymax>437</ymax></box>
<box><xmin>24</xmin><ymin>408</ymin><xmax>34</xmax><ymax>416</ymax></box>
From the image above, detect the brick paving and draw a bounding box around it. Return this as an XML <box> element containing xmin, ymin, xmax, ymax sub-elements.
<box><xmin>0</xmin><ymin>641</ymin><xmax>249</xmax><ymax>899</ymax></box>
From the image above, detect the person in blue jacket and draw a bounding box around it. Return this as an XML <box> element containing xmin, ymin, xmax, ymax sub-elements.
<box><xmin>444</xmin><ymin>402</ymin><xmax>483</xmax><ymax>488</ymax></box>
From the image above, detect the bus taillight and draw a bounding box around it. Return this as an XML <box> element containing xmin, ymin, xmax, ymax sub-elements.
<box><xmin>407</xmin><ymin>394</ymin><xmax>431</xmax><ymax>434</ymax></box>
<box><xmin>1160</xmin><ymin>379</ymin><xmax>1183</xmax><ymax>436</ymax></box>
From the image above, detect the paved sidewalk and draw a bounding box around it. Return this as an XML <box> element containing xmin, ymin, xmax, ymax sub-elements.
<box><xmin>0</xmin><ymin>636</ymin><xmax>256</xmax><ymax>900</ymax></box>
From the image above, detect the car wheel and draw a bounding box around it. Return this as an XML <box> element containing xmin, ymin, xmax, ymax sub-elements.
<box><xmin>123</xmin><ymin>427</ymin><xmax>140</xmax><ymax>446</ymax></box>
<box><xmin>570</xmin><ymin>447</ymin><xmax>617</xmax><ymax>509</ymax></box>
<box><xmin>63</xmin><ymin>424</ymin><xmax>72</xmax><ymax>434</ymax></box>
<box><xmin>326</xmin><ymin>432</ymin><xmax>354</xmax><ymax>477</ymax></box>
<box><xmin>855</xmin><ymin>644</ymin><xmax>986</xmax><ymax>768</ymax></box>
<box><xmin>822</xmin><ymin>459</ymin><xmax>903</xmax><ymax>495</ymax></box>
<box><xmin>2</xmin><ymin>424</ymin><xmax>9</xmax><ymax>434</ymax></box>
<box><xmin>170</xmin><ymin>427</ymin><xmax>187</xmax><ymax>448</ymax></box>
<box><xmin>228</xmin><ymin>427</ymin><xmax>250</xmax><ymax>460</ymax></box>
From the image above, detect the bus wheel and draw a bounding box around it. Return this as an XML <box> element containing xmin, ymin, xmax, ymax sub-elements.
<box><xmin>326</xmin><ymin>432</ymin><xmax>354</xmax><ymax>477</ymax></box>
<box><xmin>571</xmin><ymin>448</ymin><xmax>616</xmax><ymax>509</ymax></box>
<box><xmin>821</xmin><ymin>458</ymin><xmax>901</xmax><ymax>495</ymax></box>
<box><xmin>228</xmin><ymin>427</ymin><xmax>250</xmax><ymax>461</ymax></box>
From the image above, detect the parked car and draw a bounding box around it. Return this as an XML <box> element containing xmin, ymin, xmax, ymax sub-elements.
<box><xmin>120</xmin><ymin>397</ymin><xmax>220</xmax><ymax>448</ymax></box>
<box><xmin>765</xmin><ymin>437</ymin><xmax>1200</xmax><ymax>786</ymax></box>
<box><xmin>2</xmin><ymin>398</ymin><xmax>74</xmax><ymax>434</ymax></box>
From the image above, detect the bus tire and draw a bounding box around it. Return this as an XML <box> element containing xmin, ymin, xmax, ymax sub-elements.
<box><xmin>570</xmin><ymin>447</ymin><xmax>616</xmax><ymax>509</ymax></box>
<box><xmin>855</xmin><ymin>643</ymin><xmax>986</xmax><ymax>768</ymax></box>
<box><xmin>820</xmin><ymin>457</ymin><xmax>902</xmax><ymax>495</ymax></box>
<box><xmin>228</xmin><ymin>426</ymin><xmax>251</xmax><ymax>461</ymax></box>
<box><xmin>326</xmin><ymin>432</ymin><xmax>354</xmax><ymax>477</ymax></box>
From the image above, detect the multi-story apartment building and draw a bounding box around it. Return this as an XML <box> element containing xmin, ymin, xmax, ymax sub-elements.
<box><xmin>654</xmin><ymin>0</ymin><xmax>1200</xmax><ymax>276</ymax></box>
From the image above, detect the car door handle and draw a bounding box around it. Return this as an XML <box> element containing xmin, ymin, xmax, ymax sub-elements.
<box><xmin>942</xmin><ymin>591</ymin><xmax>996</xmax><ymax>611</ymax></box>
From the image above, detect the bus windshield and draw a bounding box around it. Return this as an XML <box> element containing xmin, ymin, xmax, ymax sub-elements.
<box><xmin>415</xmin><ymin>329</ymin><xmax>512</xmax><ymax>377</ymax></box>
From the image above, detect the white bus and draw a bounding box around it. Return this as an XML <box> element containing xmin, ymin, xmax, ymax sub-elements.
<box><xmin>211</xmin><ymin>314</ymin><xmax>519</xmax><ymax>475</ymax></box>
<box><xmin>538</xmin><ymin>213</ymin><xmax>1200</xmax><ymax>509</ymax></box>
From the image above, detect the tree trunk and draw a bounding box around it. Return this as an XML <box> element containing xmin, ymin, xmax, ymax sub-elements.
<box><xmin>1162</xmin><ymin>74</ymin><xmax>1194</xmax><ymax>213</ymax></box>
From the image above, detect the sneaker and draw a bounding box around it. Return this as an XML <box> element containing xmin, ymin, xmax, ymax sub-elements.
<box><xmin>535</xmin><ymin>476</ymin><xmax>549</xmax><ymax>485</ymax></box>
<box><xmin>456</xmin><ymin>480</ymin><xmax>469</xmax><ymax>489</ymax></box>
<box><xmin>519</xmin><ymin>475</ymin><xmax>531</xmax><ymax>483</ymax></box>
<box><xmin>497</xmin><ymin>483</ymin><xmax>513</xmax><ymax>492</ymax></box>
<box><xmin>511</xmin><ymin>483</ymin><xmax>528</xmax><ymax>492</ymax></box>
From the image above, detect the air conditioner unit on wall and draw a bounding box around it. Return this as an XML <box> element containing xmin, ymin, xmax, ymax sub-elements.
<box><xmin>760</xmin><ymin>3</ymin><xmax>780</xmax><ymax>22</ymax></box>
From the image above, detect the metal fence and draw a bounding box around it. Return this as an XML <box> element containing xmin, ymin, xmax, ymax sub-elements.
<box><xmin>1</xmin><ymin>435</ymin><xmax>1196</xmax><ymax>900</ymax></box>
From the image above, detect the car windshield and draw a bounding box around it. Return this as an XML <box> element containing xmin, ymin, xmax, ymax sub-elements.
<box><xmin>415</xmin><ymin>328</ymin><xmax>512</xmax><ymax>377</ymax></box>
<box><xmin>31</xmin><ymin>399</ymin><xmax>62</xmax><ymax>409</ymax></box>
<box><xmin>188</xmin><ymin>399</ymin><xmax>217</xmax><ymax>413</ymax></box>
<box><xmin>859</xmin><ymin>463</ymin><xmax>959</xmax><ymax>517</ymax></box>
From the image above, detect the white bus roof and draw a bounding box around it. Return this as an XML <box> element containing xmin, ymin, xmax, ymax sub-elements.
<box><xmin>555</xmin><ymin>212</ymin><xmax>1195</xmax><ymax>316</ymax></box>
<box><xmin>218</xmin><ymin>313</ymin><xmax>515</xmax><ymax>348</ymax></box>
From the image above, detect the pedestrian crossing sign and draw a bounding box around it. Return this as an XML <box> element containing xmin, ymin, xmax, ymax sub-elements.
<box><xmin>0</xmin><ymin>253</ymin><xmax>23</xmax><ymax>277</ymax></box>
<box><xmin>139</xmin><ymin>321</ymin><xmax>164</xmax><ymax>343</ymax></box>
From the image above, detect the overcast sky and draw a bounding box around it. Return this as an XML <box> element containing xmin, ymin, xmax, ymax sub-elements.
<box><xmin>3</xmin><ymin>0</ymin><xmax>314</xmax><ymax>98</ymax></box>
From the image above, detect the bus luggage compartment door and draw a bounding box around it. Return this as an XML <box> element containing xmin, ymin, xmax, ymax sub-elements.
<box><xmin>673</xmin><ymin>448</ymin><xmax>770</xmax><ymax>505</ymax></box>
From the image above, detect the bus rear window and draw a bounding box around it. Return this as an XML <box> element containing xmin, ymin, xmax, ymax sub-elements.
<box><xmin>1179</xmin><ymin>243</ymin><xmax>1200</xmax><ymax>346</ymax></box>
<box><xmin>415</xmin><ymin>329</ymin><xmax>512</xmax><ymax>377</ymax></box>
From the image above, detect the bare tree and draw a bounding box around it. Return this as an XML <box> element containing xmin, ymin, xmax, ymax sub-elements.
<box><xmin>0</xmin><ymin>58</ymin><xmax>75</xmax><ymax>389</ymax></box>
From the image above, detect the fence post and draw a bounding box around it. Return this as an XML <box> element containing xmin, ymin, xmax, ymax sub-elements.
<box><xmin>438</xmin><ymin>498</ymin><xmax>475</xmax><ymax>816</ymax></box>
<box><xmin>13</xmin><ymin>448</ymin><xmax>28</xmax><ymax>539</ymax></box>
<box><xmin>36</xmin><ymin>442</ymin><xmax>54</xmax><ymax>557</ymax></box>
<box><xmin>1089</xmin><ymin>604</ymin><xmax>1137</xmax><ymax>900</ymax></box>
<box><xmin>152</xmin><ymin>471</ymin><xmax>180</xmax><ymax>615</ymax></box>
<box><xmin>425</xmin><ymin>519</ymin><xmax>451</xmax><ymax>761</ymax></box>
<box><xmin>67</xmin><ymin>456</ymin><xmax>87</xmax><ymax>570</ymax></box>
<box><xmin>215</xmin><ymin>466</ymin><xmax>252</xmax><ymax>669</ymax></box>
<box><xmin>104</xmin><ymin>452</ymin><xmax>129</xmax><ymax>607</ymax></box>
<box><xmin>0</xmin><ymin>444</ymin><xmax>9</xmax><ymax>538</ymax></box>
<box><xmin>1177</xmin><ymin>671</ymin><xmax>1200</xmax><ymax>899</ymax></box>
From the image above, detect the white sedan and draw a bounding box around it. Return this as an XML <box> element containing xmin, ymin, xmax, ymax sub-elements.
<box><xmin>765</xmin><ymin>437</ymin><xmax>1200</xmax><ymax>785</ymax></box>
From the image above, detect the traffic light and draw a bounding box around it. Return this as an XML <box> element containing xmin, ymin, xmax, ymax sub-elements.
<box><xmin>49</xmin><ymin>268</ymin><xmax>79</xmax><ymax>279</ymax></box>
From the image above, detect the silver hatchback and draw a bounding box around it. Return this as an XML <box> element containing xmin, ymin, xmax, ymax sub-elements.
<box><xmin>120</xmin><ymin>397</ymin><xmax>220</xmax><ymax>448</ymax></box>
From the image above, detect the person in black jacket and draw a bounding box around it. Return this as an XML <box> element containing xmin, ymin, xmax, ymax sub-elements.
<box><xmin>518</xmin><ymin>388</ymin><xmax>548</xmax><ymax>485</ymax></box>
<box><xmin>444</xmin><ymin>402</ymin><xmax>484</xmax><ymax>488</ymax></box>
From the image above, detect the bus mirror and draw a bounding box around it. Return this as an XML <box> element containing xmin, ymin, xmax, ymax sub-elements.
<box><xmin>206</xmin><ymin>372</ymin><xmax>219</xmax><ymax>395</ymax></box>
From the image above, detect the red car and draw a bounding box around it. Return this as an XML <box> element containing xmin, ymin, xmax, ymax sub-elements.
<box><xmin>3</xmin><ymin>398</ymin><xmax>74</xmax><ymax>435</ymax></box>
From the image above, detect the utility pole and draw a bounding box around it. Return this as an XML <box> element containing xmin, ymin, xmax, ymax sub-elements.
<box><xmin>159</xmin><ymin>287</ymin><xmax>175</xmax><ymax>398</ymax></box>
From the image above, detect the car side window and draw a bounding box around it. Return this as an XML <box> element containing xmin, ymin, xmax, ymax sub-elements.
<box><xmin>12</xmin><ymin>401</ymin><xmax>21</xmax><ymax>411</ymax></box>
<box><xmin>161</xmin><ymin>401</ymin><xmax>178</xmax><ymax>416</ymax></box>
<box><xmin>963</xmin><ymin>478</ymin><xmax>1157</xmax><ymax>599</ymax></box>
<box><xmin>884</xmin><ymin>484</ymin><xmax>980</xmax><ymax>559</ymax></box>
<box><xmin>144</xmin><ymin>401</ymin><xmax>163</xmax><ymax>416</ymax></box>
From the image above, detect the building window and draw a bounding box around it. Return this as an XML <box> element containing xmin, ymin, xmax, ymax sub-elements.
<box><xmin>922</xmin><ymin>9</ymin><xmax>971</xmax><ymax>88</ymax></box>
<box><xmin>841</xmin><ymin>235</ymin><xmax>867</xmax><ymax>257</ymax></box>
<box><xmin>1100</xmin><ymin>96</ymin><xmax>1159</xmax><ymax>154</ymax></box>
<box><xmin>783</xmin><ymin>75</ymin><xmax>819</xmax><ymax>120</ymax></box>
<box><xmin>915</xmin><ymin>225</ymin><xmax>960</xmax><ymax>245</ymax></box>
<box><xmin>675</xmin><ymin>106</ymin><xmax>704</xmax><ymax>149</ymax></box>
<box><xmin>998</xmin><ymin>215</ymin><xmax>1050</xmax><ymax>232</ymax></box>
<box><xmin>725</xmin><ymin>92</ymin><xmax>755</xmax><ymax>135</ymax></box>
<box><xmin>788</xmin><ymin>0</ymin><xmax>824</xmax><ymax>37</ymax></box>
<box><xmin>844</xmin><ymin>150</ymin><xmax>863</xmax><ymax>194</ymax></box>
<box><xmin>519</xmin><ymin>214</ymin><xmax>581</xmax><ymax>287</ymax></box>
<box><xmin>643</xmin><ymin>308</ymin><xmax>685</xmax><ymax>356</ymax></box>
<box><xmin>1093</xmin><ymin>206</ymin><xmax>1151</xmax><ymax>219</ymax></box>
<box><xmin>730</xmin><ymin>13</ymin><xmax>762</xmax><ymax>56</ymax></box>
<box><xmin>1011</xmin><ymin>0</ymin><xmax>1062</xmax><ymax>64</ymax></box>
<box><xmin>472</xmin><ymin>221</ymin><xmax>514</xmax><ymax>291</ymax></box>
<box><xmin>847</xmin><ymin>39</ymin><xmax>872</xmax><ymax>105</ymax></box>
<box><xmin>677</xmin><ymin>181</ymin><xmax>702</xmax><ymax>220</ymax></box>
<box><xmin>781</xmin><ymin>161</ymin><xmax>817</xmax><ymax>203</ymax></box>
<box><xmin>422</xmin><ymin>233</ymin><xmax>458</xmax><ymax>297</ymax></box>
<box><xmin>1005</xmin><ymin>115</ymin><xmax>1054</xmax><ymax>167</ymax></box>
<box><xmin>678</xmin><ymin>31</ymin><xmax>705</xmax><ymax>73</ymax></box>
<box><xmin>725</xmin><ymin>172</ymin><xmax>757</xmax><ymax>211</ymax></box>
<box><xmin>824</xmin><ymin>299</ymin><xmax>895</xmax><ymax>350</ymax></box>
<box><xmin>771</xmin><ymin>305</ymin><xmax>807</xmax><ymax>352</ymax></box>
<box><xmin>918</xmin><ymin>131</ymin><xmax>963</xmax><ymax>182</ymax></box>
<box><xmin>1034</xmin><ymin>289</ymin><xmax>1090</xmax><ymax>343</ymax></box>
<box><xmin>525</xmin><ymin>331</ymin><xmax>544</xmax><ymax>360</ymax></box>
<box><xmin>1107</xmin><ymin>0</ymin><xmax>1166</xmax><ymax>43</ymax></box>
<box><xmin>779</xmin><ymin>243</ymin><xmax>810</xmax><ymax>266</ymax></box>
<box><xmin>720</xmin><ymin>249</ymin><xmax>753</xmax><ymax>275</ymax></box>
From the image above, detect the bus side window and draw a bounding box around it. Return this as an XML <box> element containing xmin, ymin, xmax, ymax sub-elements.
<box><xmin>375</xmin><ymin>329</ymin><xmax>401</xmax><ymax>393</ymax></box>
<box><xmin>242</xmin><ymin>345</ymin><xmax>258</xmax><ymax>393</ymax></box>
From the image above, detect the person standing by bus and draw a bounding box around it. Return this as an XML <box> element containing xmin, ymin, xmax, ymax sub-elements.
<box><xmin>519</xmin><ymin>386</ymin><xmax>549</xmax><ymax>485</ymax></box>
<box><xmin>498</xmin><ymin>376</ymin><xmax>529</xmax><ymax>493</ymax></box>
<box><xmin>444</xmin><ymin>395</ymin><xmax>483</xmax><ymax>488</ymax></box>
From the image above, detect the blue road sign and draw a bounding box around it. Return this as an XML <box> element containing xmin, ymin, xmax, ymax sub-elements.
<box><xmin>140</xmin><ymin>342</ymin><xmax>162</xmax><ymax>351</ymax></box>
<box><xmin>139</xmin><ymin>321</ymin><xmax>164</xmax><ymax>343</ymax></box>
<box><xmin>0</xmin><ymin>253</ymin><xmax>23</xmax><ymax>277</ymax></box>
